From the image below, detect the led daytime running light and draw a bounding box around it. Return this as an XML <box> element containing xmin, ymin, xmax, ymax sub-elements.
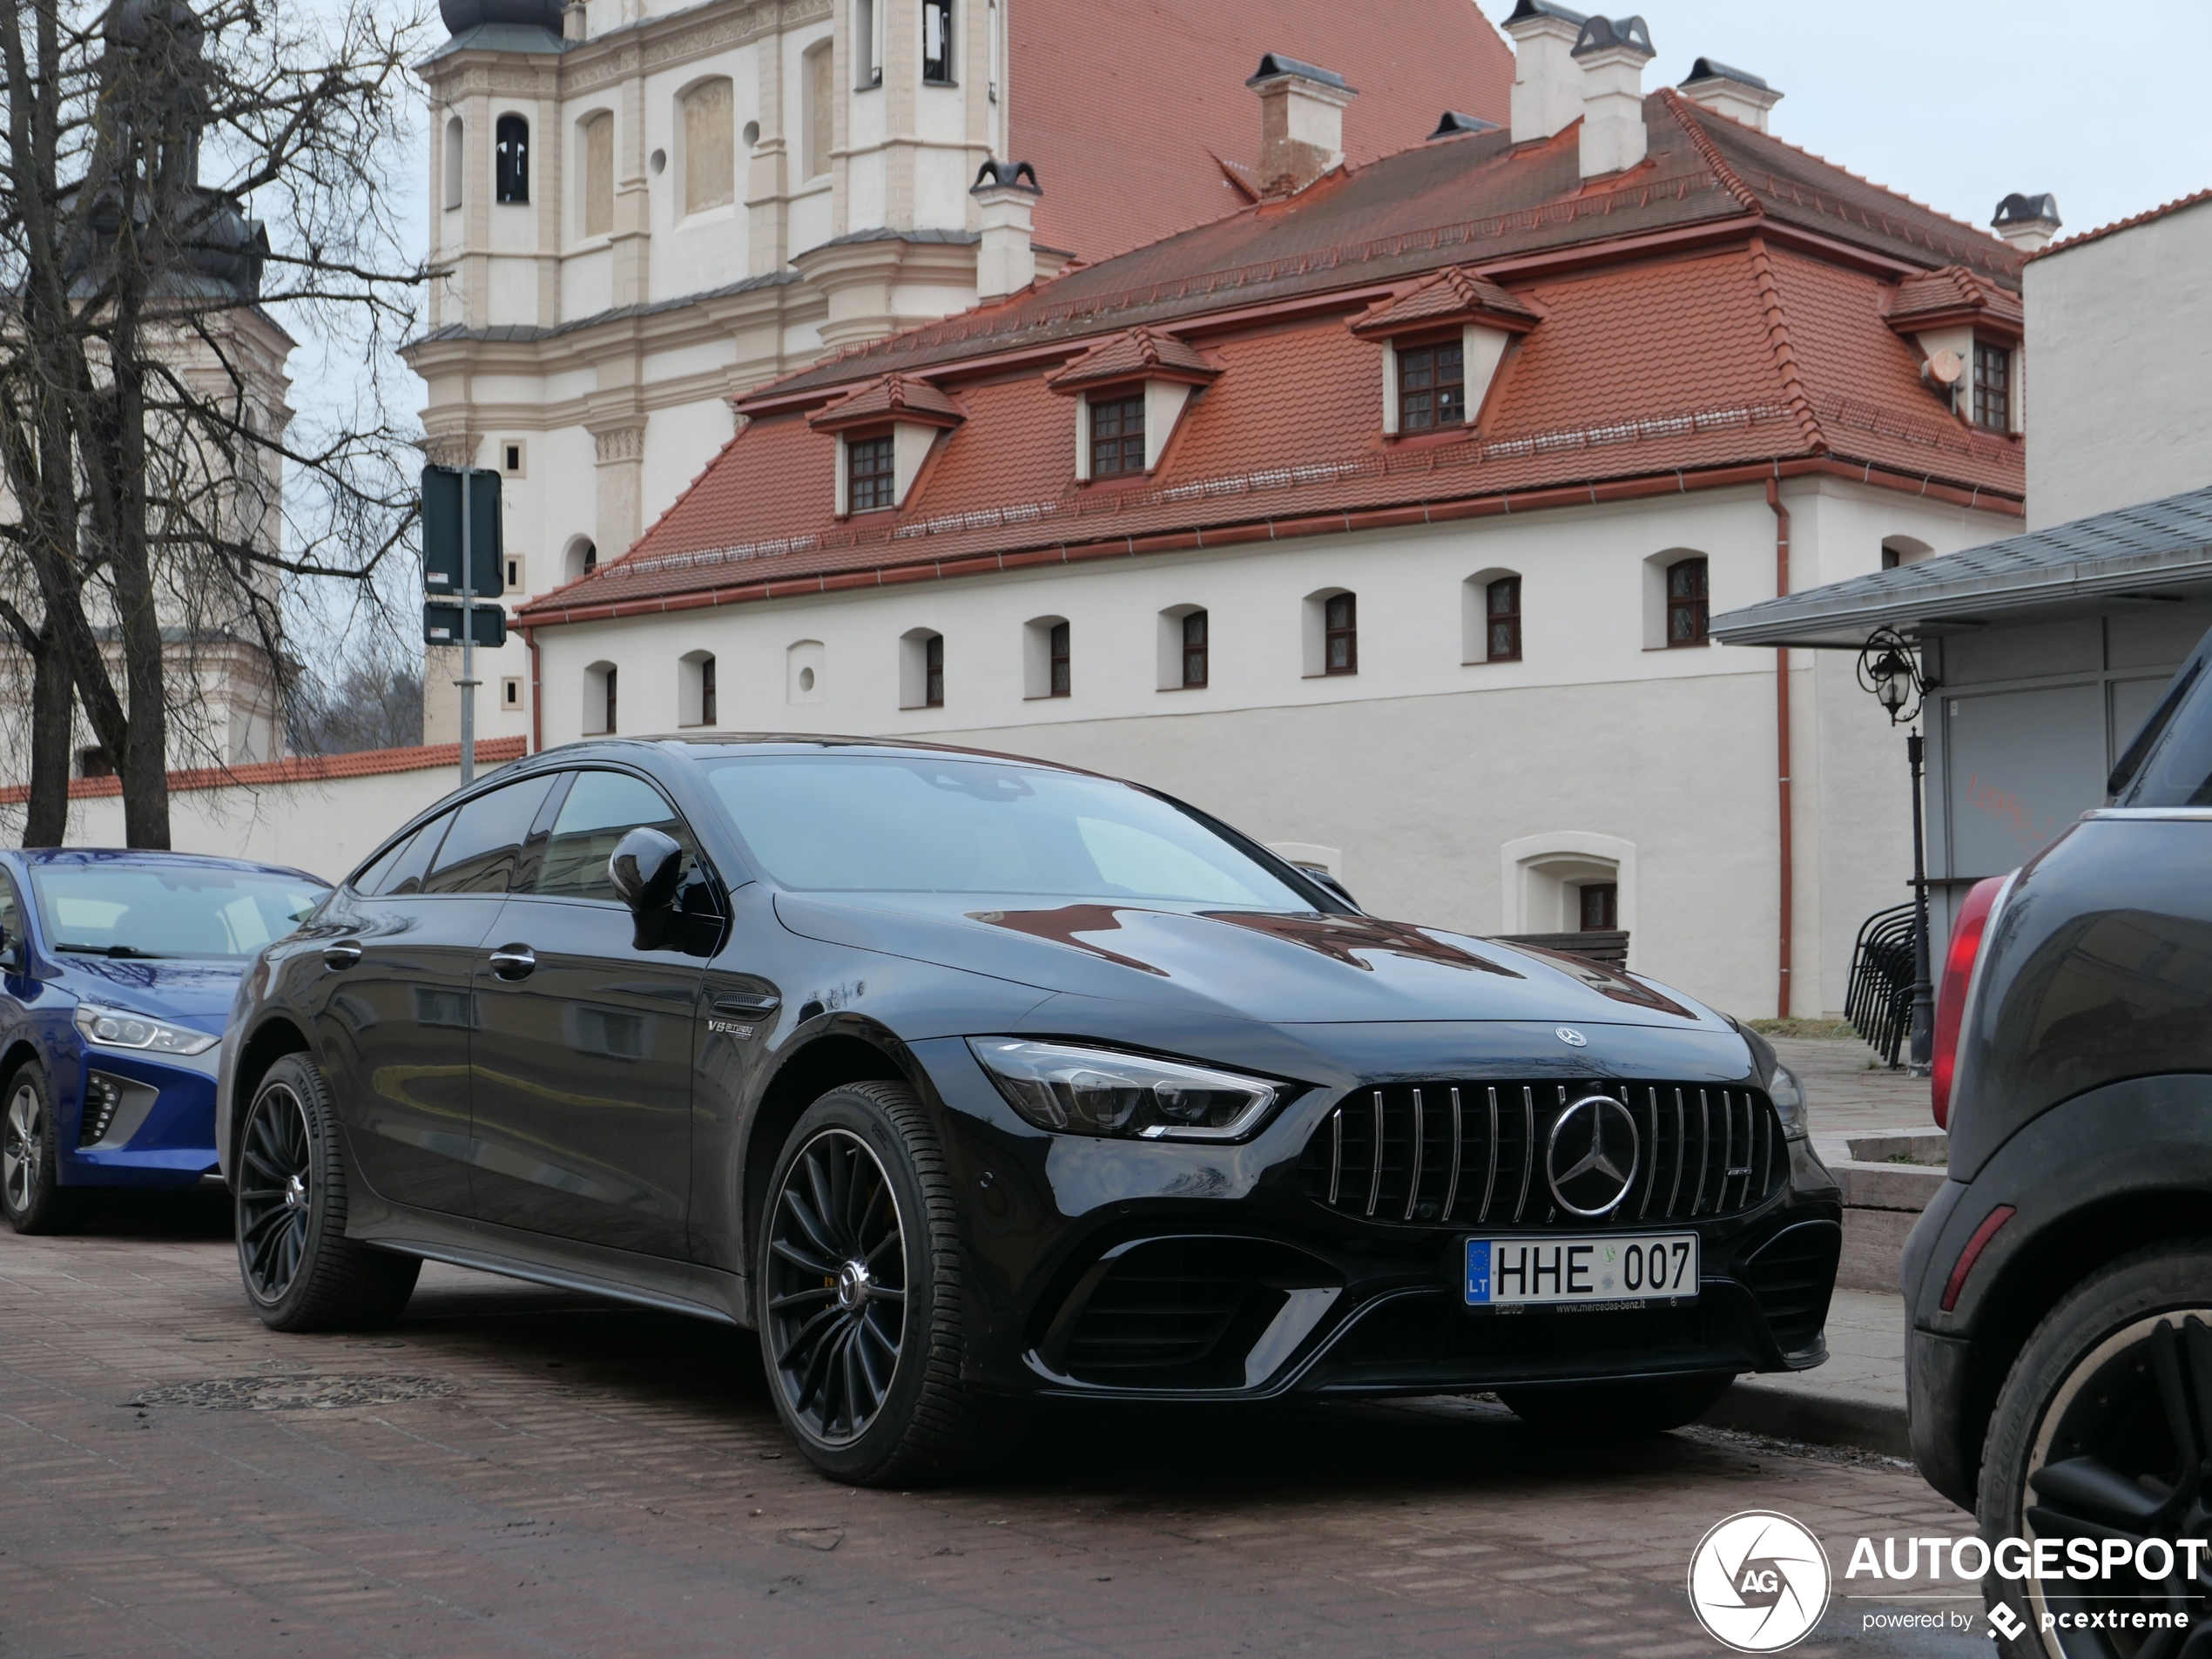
<box><xmin>72</xmin><ymin>1002</ymin><xmax>219</xmax><ymax>1056</ymax></box>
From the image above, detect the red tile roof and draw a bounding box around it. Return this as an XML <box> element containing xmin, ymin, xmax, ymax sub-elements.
<box><xmin>1046</xmin><ymin>327</ymin><xmax>1221</xmax><ymax>392</ymax></box>
<box><xmin>1348</xmin><ymin>265</ymin><xmax>1540</xmax><ymax>338</ymax></box>
<box><xmin>1009</xmin><ymin>0</ymin><xmax>1515</xmax><ymax>263</ymax></box>
<box><xmin>522</xmin><ymin>91</ymin><xmax>2026</xmax><ymax>630</ymax></box>
<box><xmin>807</xmin><ymin>374</ymin><xmax>967</xmax><ymax>431</ymax></box>
<box><xmin>2027</xmin><ymin>185</ymin><xmax>2212</xmax><ymax>260</ymax></box>
<box><xmin>1887</xmin><ymin>265</ymin><xmax>2024</xmax><ymax>333</ymax></box>
<box><xmin>0</xmin><ymin>738</ymin><xmax>528</xmax><ymax>806</ymax></box>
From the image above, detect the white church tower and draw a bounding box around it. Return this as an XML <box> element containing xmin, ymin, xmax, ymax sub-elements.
<box><xmin>405</xmin><ymin>0</ymin><xmax>1032</xmax><ymax>743</ymax></box>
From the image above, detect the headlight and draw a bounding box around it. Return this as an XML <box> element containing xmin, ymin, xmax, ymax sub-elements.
<box><xmin>968</xmin><ymin>1039</ymin><xmax>1282</xmax><ymax>1141</ymax></box>
<box><xmin>1769</xmin><ymin>1063</ymin><xmax>1810</xmax><ymax>1141</ymax></box>
<box><xmin>73</xmin><ymin>1003</ymin><xmax>219</xmax><ymax>1057</ymax></box>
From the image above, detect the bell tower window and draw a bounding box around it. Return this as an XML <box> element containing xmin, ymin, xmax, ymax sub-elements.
<box><xmin>495</xmin><ymin>114</ymin><xmax>529</xmax><ymax>203</ymax></box>
<box><xmin>922</xmin><ymin>0</ymin><xmax>954</xmax><ymax>84</ymax></box>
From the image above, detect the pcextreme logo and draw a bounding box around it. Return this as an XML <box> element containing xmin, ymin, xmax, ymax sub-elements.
<box><xmin>1688</xmin><ymin>1512</ymin><xmax>1831</xmax><ymax>1652</ymax></box>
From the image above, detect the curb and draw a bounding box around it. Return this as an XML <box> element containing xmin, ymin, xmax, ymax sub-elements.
<box><xmin>1697</xmin><ymin>1377</ymin><xmax>1911</xmax><ymax>1460</ymax></box>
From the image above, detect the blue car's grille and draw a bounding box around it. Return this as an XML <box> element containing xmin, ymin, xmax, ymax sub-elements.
<box><xmin>1298</xmin><ymin>1080</ymin><xmax>1784</xmax><ymax>1229</ymax></box>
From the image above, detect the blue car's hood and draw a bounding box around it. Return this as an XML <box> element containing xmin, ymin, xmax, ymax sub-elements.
<box><xmin>57</xmin><ymin>955</ymin><xmax>245</xmax><ymax>1032</ymax></box>
<box><xmin>772</xmin><ymin>891</ymin><xmax>1729</xmax><ymax>1031</ymax></box>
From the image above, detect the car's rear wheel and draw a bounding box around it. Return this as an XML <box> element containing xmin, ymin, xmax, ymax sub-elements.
<box><xmin>758</xmin><ymin>1081</ymin><xmax>990</xmax><ymax>1485</ymax></box>
<box><xmin>1978</xmin><ymin>1242</ymin><xmax>2212</xmax><ymax>1658</ymax></box>
<box><xmin>2</xmin><ymin>1061</ymin><xmax>84</xmax><ymax>1235</ymax></box>
<box><xmin>1498</xmin><ymin>1371</ymin><xmax>1736</xmax><ymax>1436</ymax></box>
<box><xmin>237</xmin><ymin>1055</ymin><xmax>420</xmax><ymax>1332</ymax></box>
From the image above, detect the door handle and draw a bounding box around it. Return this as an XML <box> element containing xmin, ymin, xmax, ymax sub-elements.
<box><xmin>489</xmin><ymin>944</ymin><xmax>537</xmax><ymax>981</ymax></box>
<box><xmin>322</xmin><ymin>943</ymin><xmax>362</xmax><ymax>970</ymax></box>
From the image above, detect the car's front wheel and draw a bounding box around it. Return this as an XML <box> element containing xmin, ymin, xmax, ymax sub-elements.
<box><xmin>758</xmin><ymin>1081</ymin><xmax>991</xmax><ymax>1485</ymax></box>
<box><xmin>236</xmin><ymin>1055</ymin><xmax>420</xmax><ymax>1331</ymax></box>
<box><xmin>1499</xmin><ymin>1371</ymin><xmax>1736</xmax><ymax>1435</ymax></box>
<box><xmin>1978</xmin><ymin>1242</ymin><xmax>2212</xmax><ymax>1657</ymax></box>
<box><xmin>2</xmin><ymin>1061</ymin><xmax>84</xmax><ymax>1235</ymax></box>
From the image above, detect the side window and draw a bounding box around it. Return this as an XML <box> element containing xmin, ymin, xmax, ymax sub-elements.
<box><xmin>421</xmin><ymin>776</ymin><xmax>558</xmax><ymax>895</ymax></box>
<box><xmin>535</xmin><ymin>771</ymin><xmax>698</xmax><ymax>901</ymax></box>
<box><xmin>352</xmin><ymin>828</ymin><xmax>418</xmax><ymax>895</ymax></box>
<box><xmin>369</xmin><ymin>817</ymin><xmax>450</xmax><ymax>897</ymax></box>
<box><xmin>0</xmin><ymin>873</ymin><xmax>24</xmax><ymax>956</ymax></box>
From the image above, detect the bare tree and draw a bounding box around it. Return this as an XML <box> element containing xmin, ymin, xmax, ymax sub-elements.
<box><xmin>0</xmin><ymin>0</ymin><xmax>427</xmax><ymax>846</ymax></box>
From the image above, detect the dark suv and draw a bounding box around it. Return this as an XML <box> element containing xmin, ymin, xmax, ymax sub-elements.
<box><xmin>221</xmin><ymin>737</ymin><xmax>1841</xmax><ymax>1483</ymax></box>
<box><xmin>1904</xmin><ymin>624</ymin><xmax>2212</xmax><ymax>1650</ymax></box>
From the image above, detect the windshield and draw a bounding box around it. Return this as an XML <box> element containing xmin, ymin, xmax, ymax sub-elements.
<box><xmin>702</xmin><ymin>754</ymin><xmax>1313</xmax><ymax>907</ymax></box>
<box><xmin>28</xmin><ymin>864</ymin><xmax>328</xmax><ymax>960</ymax></box>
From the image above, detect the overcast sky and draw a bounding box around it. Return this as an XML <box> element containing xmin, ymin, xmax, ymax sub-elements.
<box><xmin>1622</xmin><ymin>0</ymin><xmax>2210</xmax><ymax>239</ymax></box>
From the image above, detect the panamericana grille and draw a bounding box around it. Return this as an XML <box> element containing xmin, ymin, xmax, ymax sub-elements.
<box><xmin>1298</xmin><ymin>1081</ymin><xmax>1784</xmax><ymax>1228</ymax></box>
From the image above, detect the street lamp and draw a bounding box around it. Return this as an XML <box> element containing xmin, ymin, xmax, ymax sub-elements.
<box><xmin>1856</xmin><ymin>627</ymin><xmax>1939</xmax><ymax>1074</ymax></box>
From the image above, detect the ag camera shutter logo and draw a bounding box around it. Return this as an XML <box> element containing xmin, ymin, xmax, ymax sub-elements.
<box><xmin>1687</xmin><ymin>1511</ymin><xmax>1831</xmax><ymax>1652</ymax></box>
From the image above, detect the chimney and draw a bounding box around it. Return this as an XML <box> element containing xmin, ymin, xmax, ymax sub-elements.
<box><xmin>1571</xmin><ymin>14</ymin><xmax>1656</xmax><ymax>179</ymax></box>
<box><xmin>1246</xmin><ymin>53</ymin><xmax>1356</xmax><ymax>197</ymax></box>
<box><xmin>970</xmin><ymin>159</ymin><xmax>1041</xmax><ymax>302</ymax></box>
<box><xmin>1501</xmin><ymin>0</ymin><xmax>1589</xmax><ymax>144</ymax></box>
<box><xmin>1992</xmin><ymin>192</ymin><xmax>2062</xmax><ymax>253</ymax></box>
<box><xmin>1679</xmin><ymin>57</ymin><xmax>1780</xmax><ymax>132</ymax></box>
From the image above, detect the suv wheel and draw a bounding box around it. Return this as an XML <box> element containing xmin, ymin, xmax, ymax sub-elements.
<box><xmin>1499</xmin><ymin>1371</ymin><xmax>1736</xmax><ymax>1436</ymax></box>
<box><xmin>758</xmin><ymin>1081</ymin><xmax>989</xmax><ymax>1485</ymax></box>
<box><xmin>1979</xmin><ymin>1242</ymin><xmax>2212</xmax><ymax>1656</ymax></box>
<box><xmin>236</xmin><ymin>1055</ymin><xmax>421</xmax><ymax>1331</ymax></box>
<box><xmin>2</xmin><ymin>1061</ymin><xmax>84</xmax><ymax>1235</ymax></box>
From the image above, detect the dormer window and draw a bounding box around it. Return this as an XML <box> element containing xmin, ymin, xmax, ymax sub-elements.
<box><xmin>1399</xmin><ymin>342</ymin><xmax>1464</xmax><ymax>430</ymax></box>
<box><xmin>1090</xmin><ymin>395</ymin><xmax>1144</xmax><ymax>477</ymax></box>
<box><xmin>1972</xmin><ymin>342</ymin><xmax>2010</xmax><ymax>432</ymax></box>
<box><xmin>1048</xmin><ymin>327</ymin><xmax>1219</xmax><ymax>483</ymax></box>
<box><xmin>847</xmin><ymin>435</ymin><xmax>896</xmax><ymax>512</ymax></box>
<box><xmin>1352</xmin><ymin>267</ymin><xmax>1538</xmax><ymax>437</ymax></box>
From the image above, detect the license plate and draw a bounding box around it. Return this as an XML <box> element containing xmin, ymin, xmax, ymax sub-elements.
<box><xmin>1463</xmin><ymin>1233</ymin><xmax>1699</xmax><ymax>1306</ymax></box>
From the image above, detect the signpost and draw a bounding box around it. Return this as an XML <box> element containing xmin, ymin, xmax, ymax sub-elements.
<box><xmin>421</xmin><ymin>465</ymin><xmax>503</xmax><ymax>785</ymax></box>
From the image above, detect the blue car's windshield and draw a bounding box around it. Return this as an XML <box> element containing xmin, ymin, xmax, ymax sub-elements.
<box><xmin>701</xmin><ymin>754</ymin><xmax>1312</xmax><ymax>907</ymax></box>
<box><xmin>27</xmin><ymin>865</ymin><xmax>328</xmax><ymax>960</ymax></box>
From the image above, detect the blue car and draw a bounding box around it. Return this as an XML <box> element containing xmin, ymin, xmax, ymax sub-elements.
<box><xmin>0</xmin><ymin>848</ymin><xmax>329</xmax><ymax>1232</ymax></box>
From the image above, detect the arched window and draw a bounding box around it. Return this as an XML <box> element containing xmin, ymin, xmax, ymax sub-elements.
<box><xmin>579</xmin><ymin>111</ymin><xmax>614</xmax><ymax>239</ymax></box>
<box><xmin>680</xmin><ymin>651</ymin><xmax>718</xmax><ymax>726</ymax></box>
<box><xmin>1881</xmin><ymin>535</ymin><xmax>1932</xmax><ymax>571</ymax></box>
<box><xmin>855</xmin><ymin>0</ymin><xmax>884</xmax><ymax>86</ymax></box>
<box><xmin>1023</xmin><ymin>617</ymin><xmax>1069</xmax><ymax>698</ymax></box>
<box><xmin>922</xmin><ymin>0</ymin><xmax>953</xmax><ymax>83</ymax></box>
<box><xmin>804</xmin><ymin>41</ymin><xmax>833</xmax><ymax>180</ymax></box>
<box><xmin>900</xmin><ymin>629</ymin><xmax>943</xmax><ymax>709</ymax></box>
<box><xmin>564</xmin><ymin>536</ymin><xmax>597</xmax><ymax>584</ymax></box>
<box><xmin>443</xmin><ymin>117</ymin><xmax>463</xmax><ymax>210</ymax></box>
<box><xmin>495</xmin><ymin>114</ymin><xmax>529</xmax><ymax>203</ymax></box>
<box><xmin>584</xmin><ymin>661</ymin><xmax>617</xmax><ymax>735</ymax></box>
<box><xmin>1303</xmin><ymin>589</ymin><xmax>1357</xmax><ymax>677</ymax></box>
<box><xmin>680</xmin><ymin>78</ymin><xmax>734</xmax><ymax>214</ymax></box>
<box><xmin>1463</xmin><ymin>570</ymin><xmax>1522</xmax><ymax>664</ymax></box>
<box><xmin>1666</xmin><ymin>556</ymin><xmax>1709</xmax><ymax>647</ymax></box>
<box><xmin>1157</xmin><ymin>605</ymin><xmax>1207</xmax><ymax>690</ymax></box>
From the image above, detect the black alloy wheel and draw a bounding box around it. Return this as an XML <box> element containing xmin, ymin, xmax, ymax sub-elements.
<box><xmin>1</xmin><ymin>1062</ymin><xmax>82</xmax><ymax>1235</ymax></box>
<box><xmin>765</xmin><ymin>1127</ymin><xmax>908</xmax><ymax>1445</ymax></box>
<box><xmin>1980</xmin><ymin>1244</ymin><xmax>2212</xmax><ymax>1657</ymax></box>
<box><xmin>757</xmin><ymin>1082</ymin><xmax>990</xmax><ymax>1484</ymax></box>
<box><xmin>237</xmin><ymin>1081</ymin><xmax>314</xmax><ymax>1302</ymax></box>
<box><xmin>234</xmin><ymin>1055</ymin><xmax>420</xmax><ymax>1332</ymax></box>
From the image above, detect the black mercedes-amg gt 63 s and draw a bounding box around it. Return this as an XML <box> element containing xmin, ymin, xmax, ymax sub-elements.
<box><xmin>219</xmin><ymin>737</ymin><xmax>1840</xmax><ymax>1483</ymax></box>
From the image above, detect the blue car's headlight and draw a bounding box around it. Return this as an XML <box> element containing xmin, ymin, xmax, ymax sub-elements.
<box><xmin>74</xmin><ymin>1002</ymin><xmax>219</xmax><ymax>1057</ymax></box>
<box><xmin>968</xmin><ymin>1038</ymin><xmax>1281</xmax><ymax>1141</ymax></box>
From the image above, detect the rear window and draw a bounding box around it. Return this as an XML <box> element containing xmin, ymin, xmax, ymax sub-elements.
<box><xmin>2114</xmin><ymin>629</ymin><xmax>2212</xmax><ymax>806</ymax></box>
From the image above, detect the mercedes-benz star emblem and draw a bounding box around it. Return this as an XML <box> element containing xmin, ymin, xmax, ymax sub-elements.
<box><xmin>1545</xmin><ymin>1093</ymin><xmax>1641</xmax><ymax>1217</ymax></box>
<box><xmin>1554</xmin><ymin>1026</ymin><xmax>1588</xmax><ymax>1047</ymax></box>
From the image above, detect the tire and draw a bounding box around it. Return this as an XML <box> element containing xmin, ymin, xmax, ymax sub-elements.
<box><xmin>235</xmin><ymin>1055</ymin><xmax>420</xmax><ymax>1332</ymax></box>
<box><xmin>1499</xmin><ymin>1371</ymin><xmax>1737</xmax><ymax>1435</ymax></box>
<box><xmin>2</xmin><ymin>1060</ymin><xmax>84</xmax><ymax>1236</ymax></box>
<box><xmin>756</xmin><ymin>1081</ymin><xmax>990</xmax><ymax>1485</ymax></box>
<box><xmin>1977</xmin><ymin>1241</ymin><xmax>2212</xmax><ymax>1659</ymax></box>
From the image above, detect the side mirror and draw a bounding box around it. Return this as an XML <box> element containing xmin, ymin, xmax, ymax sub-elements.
<box><xmin>1300</xmin><ymin>868</ymin><xmax>1363</xmax><ymax>914</ymax></box>
<box><xmin>609</xmin><ymin>827</ymin><xmax>685</xmax><ymax>914</ymax></box>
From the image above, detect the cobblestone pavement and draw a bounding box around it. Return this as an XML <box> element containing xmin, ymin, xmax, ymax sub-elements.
<box><xmin>0</xmin><ymin>1197</ymin><xmax>1986</xmax><ymax>1659</ymax></box>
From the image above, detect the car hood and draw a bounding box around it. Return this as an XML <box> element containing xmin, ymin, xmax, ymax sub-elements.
<box><xmin>57</xmin><ymin>955</ymin><xmax>244</xmax><ymax>1032</ymax></box>
<box><xmin>772</xmin><ymin>892</ymin><xmax>1727</xmax><ymax>1031</ymax></box>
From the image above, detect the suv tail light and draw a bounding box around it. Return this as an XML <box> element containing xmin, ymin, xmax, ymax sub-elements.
<box><xmin>1932</xmin><ymin>875</ymin><xmax>2006</xmax><ymax>1130</ymax></box>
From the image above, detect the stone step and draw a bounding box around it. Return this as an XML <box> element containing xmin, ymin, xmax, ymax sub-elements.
<box><xmin>1822</xmin><ymin>1135</ymin><xmax>1949</xmax><ymax>1293</ymax></box>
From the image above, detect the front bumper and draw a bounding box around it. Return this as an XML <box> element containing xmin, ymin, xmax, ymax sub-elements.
<box><xmin>912</xmin><ymin>1033</ymin><xmax>1844</xmax><ymax>1402</ymax></box>
<box><xmin>58</xmin><ymin>1043</ymin><xmax>222</xmax><ymax>1188</ymax></box>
